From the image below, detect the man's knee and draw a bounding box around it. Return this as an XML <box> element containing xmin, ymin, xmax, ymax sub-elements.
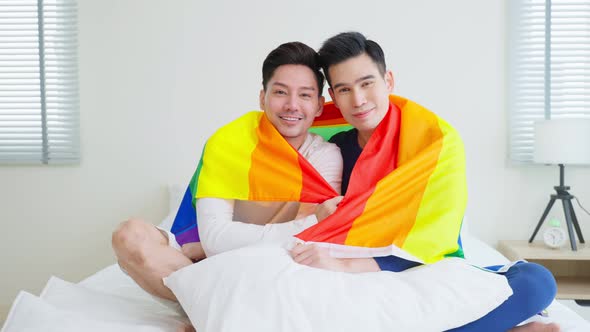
<box><xmin>508</xmin><ymin>262</ymin><xmax>557</xmax><ymax>312</ymax></box>
<box><xmin>112</xmin><ymin>218</ymin><xmax>151</xmax><ymax>263</ymax></box>
<box><xmin>525</xmin><ymin>263</ymin><xmax>557</xmax><ymax>300</ymax></box>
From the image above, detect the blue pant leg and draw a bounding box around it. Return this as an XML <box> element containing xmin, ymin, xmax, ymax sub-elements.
<box><xmin>446</xmin><ymin>262</ymin><xmax>556</xmax><ymax>332</ymax></box>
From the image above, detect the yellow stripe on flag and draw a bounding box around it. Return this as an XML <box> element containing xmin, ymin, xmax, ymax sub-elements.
<box><xmin>402</xmin><ymin>118</ymin><xmax>467</xmax><ymax>263</ymax></box>
<box><xmin>196</xmin><ymin>113</ymin><xmax>261</xmax><ymax>199</ymax></box>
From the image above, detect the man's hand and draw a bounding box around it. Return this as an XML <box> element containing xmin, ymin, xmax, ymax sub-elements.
<box><xmin>290</xmin><ymin>243</ymin><xmax>348</xmax><ymax>271</ymax></box>
<box><xmin>315</xmin><ymin>196</ymin><xmax>344</xmax><ymax>222</ymax></box>
<box><xmin>181</xmin><ymin>242</ymin><xmax>206</xmax><ymax>262</ymax></box>
<box><xmin>290</xmin><ymin>243</ymin><xmax>381</xmax><ymax>273</ymax></box>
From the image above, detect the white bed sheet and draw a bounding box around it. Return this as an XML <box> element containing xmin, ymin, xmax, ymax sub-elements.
<box><xmin>2</xmin><ymin>231</ymin><xmax>589</xmax><ymax>332</ymax></box>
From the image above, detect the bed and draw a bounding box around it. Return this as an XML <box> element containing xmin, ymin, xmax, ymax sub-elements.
<box><xmin>2</xmin><ymin>204</ymin><xmax>590</xmax><ymax>331</ymax></box>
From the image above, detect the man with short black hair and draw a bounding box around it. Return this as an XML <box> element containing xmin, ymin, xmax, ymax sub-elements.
<box><xmin>291</xmin><ymin>31</ymin><xmax>559</xmax><ymax>332</ymax></box>
<box><xmin>112</xmin><ymin>41</ymin><xmax>342</xmax><ymax>303</ymax></box>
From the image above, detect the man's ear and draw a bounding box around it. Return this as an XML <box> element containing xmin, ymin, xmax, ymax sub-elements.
<box><xmin>259</xmin><ymin>89</ymin><xmax>266</xmax><ymax>110</ymax></box>
<box><xmin>385</xmin><ymin>70</ymin><xmax>394</xmax><ymax>92</ymax></box>
<box><xmin>328</xmin><ymin>88</ymin><xmax>338</xmax><ymax>109</ymax></box>
<box><xmin>315</xmin><ymin>96</ymin><xmax>325</xmax><ymax>117</ymax></box>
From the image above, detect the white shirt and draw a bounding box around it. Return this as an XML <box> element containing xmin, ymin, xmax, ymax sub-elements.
<box><xmin>197</xmin><ymin>133</ymin><xmax>342</xmax><ymax>257</ymax></box>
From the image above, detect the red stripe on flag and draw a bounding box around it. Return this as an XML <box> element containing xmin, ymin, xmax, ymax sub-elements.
<box><xmin>312</xmin><ymin>103</ymin><xmax>347</xmax><ymax>126</ymax></box>
<box><xmin>298</xmin><ymin>154</ymin><xmax>339</xmax><ymax>202</ymax></box>
<box><xmin>296</xmin><ymin>104</ymin><xmax>400</xmax><ymax>245</ymax></box>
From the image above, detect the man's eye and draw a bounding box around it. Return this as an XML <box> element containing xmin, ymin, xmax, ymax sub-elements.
<box><xmin>337</xmin><ymin>88</ymin><xmax>350</xmax><ymax>94</ymax></box>
<box><xmin>362</xmin><ymin>81</ymin><xmax>374</xmax><ymax>88</ymax></box>
<box><xmin>301</xmin><ymin>93</ymin><xmax>312</xmax><ymax>98</ymax></box>
<box><xmin>274</xmin><ymin>90</ymin><xmax>286</xmax><ymax>95</ymax></box>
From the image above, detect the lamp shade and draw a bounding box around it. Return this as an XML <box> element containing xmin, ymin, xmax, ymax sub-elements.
<box><xmin>533</xmin><ymin>119</ymin><xmax>590</xmax><ymax>165</ymax></box>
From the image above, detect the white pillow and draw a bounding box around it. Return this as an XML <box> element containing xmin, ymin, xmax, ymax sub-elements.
<box><xmin>164</xmin><ymin>244</ymin><xmax>513</xmax><ymax>332</ymax></box>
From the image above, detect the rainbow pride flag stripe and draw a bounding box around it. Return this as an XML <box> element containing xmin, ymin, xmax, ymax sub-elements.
<box><xmin>171</xmin><ymin>110</ymin><xmax>339</xmax><ymax>244</ymax></box>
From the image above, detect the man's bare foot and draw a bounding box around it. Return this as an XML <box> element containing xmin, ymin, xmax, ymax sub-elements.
<box><xmin>177</xmin><ymin>324</ymin><xmax>196</xmax><ymax>332</ymax></box>
<box><xmin>509</xmin><ymin>321</ymin><xmax>560</xmax><ymax>332</ymax></box>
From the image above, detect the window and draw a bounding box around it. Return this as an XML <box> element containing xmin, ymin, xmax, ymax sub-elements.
<box><xmin>508</xmin><ymin>0</ymin><xmax>590</xmax><ymax>163</ymax></box>
<box><xmin>0</xmin><ymin>0</ymin><xmax>79</xmax><ymax>164</ymax></box>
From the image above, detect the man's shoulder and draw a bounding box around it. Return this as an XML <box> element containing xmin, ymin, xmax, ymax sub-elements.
<box><xmin>306</xmin><ymin>132</ymin><xmax>340</xmax><ymax>151</ymax></box>
<box><xmin>328</xmin><ymin>129</ymin><xmax>357</xmax><ymax>147</ymax></box>
<box><xmin>300</xmin><ymin>133</ymin><xmax>341</xmax><ymax>160</ymax></box>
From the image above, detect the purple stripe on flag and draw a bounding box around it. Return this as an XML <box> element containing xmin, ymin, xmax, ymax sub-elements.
<box><xmin>175</xmin><ymin>227</ymin><xmax>200</xmax><ymax>246</ymax></box>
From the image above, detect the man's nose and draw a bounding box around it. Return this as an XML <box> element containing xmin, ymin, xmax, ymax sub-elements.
<box><xmin>352</xmin><ymin>90</ymin><xmax>367</xmax><ymax>108</ymax></box>
<box><xmin>286</xmin><ymin>95</ymin><xmax>299</xmax><ymax>111</ymax></box>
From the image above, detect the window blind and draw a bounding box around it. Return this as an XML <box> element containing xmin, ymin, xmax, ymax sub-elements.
<box><xmin>508</xmin><ymin>0</ymin><xmax>590</xmax><ymax>163</ymax></box>
<box><xmin>0</xmin><ymin>0</ymin><xmax>79</xmax><ymax>164</ymax></box>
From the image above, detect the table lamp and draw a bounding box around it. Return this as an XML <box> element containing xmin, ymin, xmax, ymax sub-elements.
<box><xmin>528</xmin><ymin>119</ymin><xmax>590</xmax><ymax>251</ymax></box>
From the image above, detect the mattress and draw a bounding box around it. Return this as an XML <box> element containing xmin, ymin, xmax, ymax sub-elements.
<box><xmin>2</xmin><ymin>230</ymin><xmax>589</xmax><ymax>331</ymax></box>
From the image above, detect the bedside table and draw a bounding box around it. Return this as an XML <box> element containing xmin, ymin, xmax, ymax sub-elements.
<box><xmin>497</xmin><ymin>240</ymin><xmax>590</xmax><ymax>300</ymax></box>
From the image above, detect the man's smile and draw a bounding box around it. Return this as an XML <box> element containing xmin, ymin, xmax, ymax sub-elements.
<box><xmin>279</xmin><ymin>114</ymin><xmax>304</xmax><ymax>122</ymax></box>
<box><xmin>352</xmin><ymin>107</ymin><xmax>375</xmax><ymax>119</ymax></box>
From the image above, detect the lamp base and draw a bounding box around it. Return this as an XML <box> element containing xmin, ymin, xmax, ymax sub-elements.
<box><xmin>529</xmin><ymin>188</ymin><xmax>585</xmax><ymax>251</ymax></box>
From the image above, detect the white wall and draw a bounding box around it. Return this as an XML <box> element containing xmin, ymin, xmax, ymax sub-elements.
<box><xmin>2</xmin><ymin>0</ymin><xmax>589</xmax><ymax>318</ymax></box>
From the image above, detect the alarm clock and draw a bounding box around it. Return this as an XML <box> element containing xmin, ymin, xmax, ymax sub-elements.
<box><xmin>542</xmin><ymin>218</ymin><xmax>567</xmax><ymax>249</ymax></box>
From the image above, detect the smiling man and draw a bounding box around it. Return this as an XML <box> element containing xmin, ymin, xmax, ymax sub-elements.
<box><xmin>112</xmin><ymin>41</ymin><xmax>342</xmax><ymax>303</ymax></box>
<box><xmin>196</xmin><ymin>44</ymin><xmax>343</xmax><ymax>259</ymax></box>
<box><xmin>290</xmin><ymin>31</ymin><xmax>560</xmax><ymax>332</ymax></box>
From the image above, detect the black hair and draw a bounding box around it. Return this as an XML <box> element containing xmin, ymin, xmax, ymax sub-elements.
<box><xmin>262</xmin><ymin>41</ymin><xmax>324</xmax><ymax>95</ymax></box>
<box><xmin>318</xmin><ymin>32</ymin><xmax>386</xmax><ymax>87</ymax></box>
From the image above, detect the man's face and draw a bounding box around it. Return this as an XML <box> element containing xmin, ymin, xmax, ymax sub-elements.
<box><xmin>260</xmin><ymin>64</ymin><xmax>324</xmax><ymax>149</ymax></box>
<box><xmin>328</xmin><ymin>53</ymin><xmax>393</xmax><ymax>135</ymax></box>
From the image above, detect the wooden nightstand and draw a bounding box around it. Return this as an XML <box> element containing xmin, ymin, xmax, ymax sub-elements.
<box><xmin>498</xmin><ymin>240</ymin><xmax>590</xmax><ymax>300</ymax></box>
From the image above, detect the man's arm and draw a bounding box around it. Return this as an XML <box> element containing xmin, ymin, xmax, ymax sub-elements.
<box><xmin>197</xmin><ymin>137</ymin><xmax>344</xmax><ymax>257</ymax></box>
<box><xmin>197</xmin><ymin>198</ymin><xmax>319</xmax><ymax>257</ymax></box>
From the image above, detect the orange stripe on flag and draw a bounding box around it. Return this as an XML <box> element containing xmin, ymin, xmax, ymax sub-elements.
<box><xmin>348</xmin><ymin>139</ymin><xmax>442</xmax><ymax>247</ymax></box>
<box><xmin>249</xmin><ymin>114</ymin><xmax>303</xmax><ymax>201</ymax></box>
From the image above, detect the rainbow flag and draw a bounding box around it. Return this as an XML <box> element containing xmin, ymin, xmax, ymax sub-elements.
<box><xmin>170</xmin><ymin>109</ymin><xmax>339</xmax><ymax>244</ymax></box>
<box><xmin>171</xmin><ymin>95</ymin><xmax>467</xmax><ymax>263</ymax></box>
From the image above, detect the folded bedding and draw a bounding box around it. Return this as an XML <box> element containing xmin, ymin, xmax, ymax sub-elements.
<box><xmin>1</xmin><ymin>277</ymin><xmax>188</xmax><ymax>332</ymax></box>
